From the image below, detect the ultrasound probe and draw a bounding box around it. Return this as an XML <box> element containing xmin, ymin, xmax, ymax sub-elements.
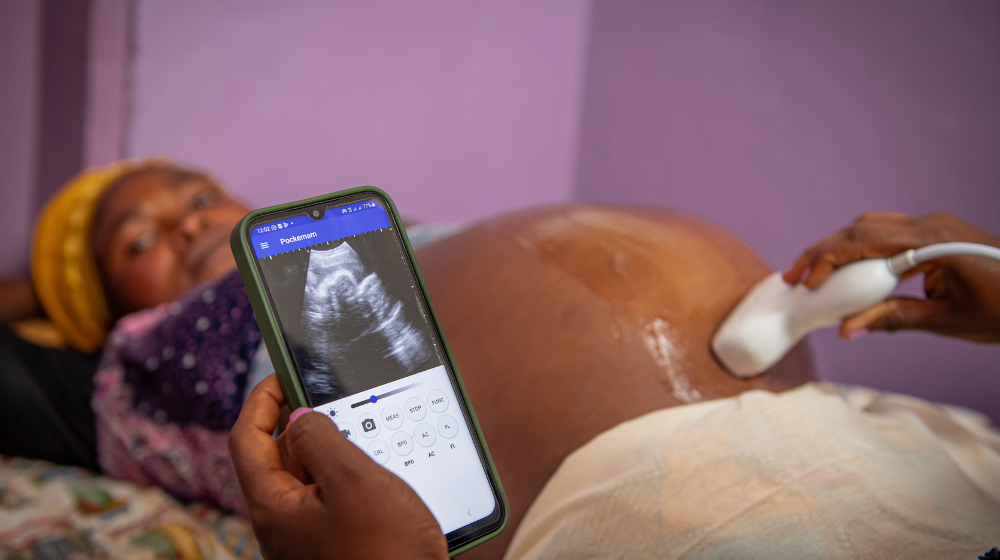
<box><xmin>712</xmin><ymin>243</ymin><xmax>1000</xmax><ymax>378</ymax></box>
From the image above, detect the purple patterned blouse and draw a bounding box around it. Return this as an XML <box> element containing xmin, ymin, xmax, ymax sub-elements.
<box><xmin>93</xmin><ymin>270</ymin><xmax>260</xmax><ymax>514</ymax></box>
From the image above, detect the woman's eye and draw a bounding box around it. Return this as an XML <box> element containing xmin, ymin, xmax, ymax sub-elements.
<box><xmin>130</xmin><ymin>230</ymin><xmax>156</xmax><ymax>255</ymax></box>
<box><xmin>192</xmin><ymin>191</ymin><xmax>215</xmax><ymax>210</ymax></box>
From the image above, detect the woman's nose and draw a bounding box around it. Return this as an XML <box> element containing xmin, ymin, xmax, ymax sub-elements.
<box><xmin>170</xmin><ymin>210</ymin><xmax>208</xmax><ymax>247</ymax></box>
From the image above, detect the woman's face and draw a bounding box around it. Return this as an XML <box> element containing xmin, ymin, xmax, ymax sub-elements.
<box><xmin>92</xmin><ymin>167</ymin><xmax>250</xmax><ymax>318</ymax></box>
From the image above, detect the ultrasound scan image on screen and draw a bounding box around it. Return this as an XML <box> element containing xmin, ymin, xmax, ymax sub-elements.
<box><xmin>255</xmin><ymin>211</ymin><xmax>442</xmax><ymax>406</ymax></box>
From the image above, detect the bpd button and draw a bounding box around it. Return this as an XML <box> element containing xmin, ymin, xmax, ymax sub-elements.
<box><xmin>391</xmin><ymin>431</ymin><xmax>413</xmax><ymax>456</ymax></box>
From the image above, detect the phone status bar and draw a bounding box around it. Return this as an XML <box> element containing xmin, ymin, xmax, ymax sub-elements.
<box><xmin>250</xmin><ymin>199</ymin><xmax>390</xmax><ymax>259</ymax></box>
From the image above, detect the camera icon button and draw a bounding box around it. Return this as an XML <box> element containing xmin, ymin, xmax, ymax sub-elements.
<box><xmin>358</xmin><ymin>413</ymin><xmax>380</xmax><ymax>438</ymax></box>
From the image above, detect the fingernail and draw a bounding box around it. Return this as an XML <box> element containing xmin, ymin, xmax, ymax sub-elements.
<box><xmin>848</xmin><ymin>328</ymin><xmax>868</xmax><ymax>341</ymax></box>
<box><xmin>800</xmin><ymin>267</ymin><xmax>811</xmax><ymax>283</ymax></box>
<box><xmin>289</xmin><ymin>408</ymin><xmax>310</xmax><ymax>424</ymax></box>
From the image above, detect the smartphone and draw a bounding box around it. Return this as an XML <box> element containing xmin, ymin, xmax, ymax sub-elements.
<box><xmin>230</xmin><ymin>188</ymin><xmax>507</xmax><ymax>555</ymax></box>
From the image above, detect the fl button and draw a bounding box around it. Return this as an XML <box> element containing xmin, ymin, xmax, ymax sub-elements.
<box><xmin>437</xmin><ymin>414</ymin><xmax>459</xmax><ymax>439</ymax></box>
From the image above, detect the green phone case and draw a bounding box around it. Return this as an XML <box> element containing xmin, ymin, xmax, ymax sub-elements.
<box><xmin>229</xmin><ymin>187</ymin><xmax>508</xmax><ymax>556</ymax></box>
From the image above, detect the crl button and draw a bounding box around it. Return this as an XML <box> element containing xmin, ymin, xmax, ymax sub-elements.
<box><xmin>367</xmin><ymin>440</ymin><xmax>390</xmax><ymax>465</ymax></box>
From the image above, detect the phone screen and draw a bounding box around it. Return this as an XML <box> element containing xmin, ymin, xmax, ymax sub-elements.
<box><xmin>247</xmin><ymin>194</ymin><xmax>501</xmax><ymax>543</ymax></box>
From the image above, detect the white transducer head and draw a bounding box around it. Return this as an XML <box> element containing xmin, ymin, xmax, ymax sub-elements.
<box><xmin>712</xmin><ymin>259</ymin><xmax>898</xmax><ymax>377</ymax></box>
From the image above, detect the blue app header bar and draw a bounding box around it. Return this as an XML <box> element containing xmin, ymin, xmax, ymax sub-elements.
<box><xmin>250</xmin><ymin>200</ymin><xmax>391</xmax><ymax>259</ymax></box>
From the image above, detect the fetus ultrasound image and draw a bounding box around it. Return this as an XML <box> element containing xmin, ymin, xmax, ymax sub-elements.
<box><xmin>257</xmin><ymin>228</ymin><xmax>440</xmax><ymax>406</ymax></box>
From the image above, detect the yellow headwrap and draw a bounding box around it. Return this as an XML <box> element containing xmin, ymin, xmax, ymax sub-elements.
<box><xmin>29</xmin><ymin>160</ymin><xmax>146</xmax><ymax>352</ymax></box>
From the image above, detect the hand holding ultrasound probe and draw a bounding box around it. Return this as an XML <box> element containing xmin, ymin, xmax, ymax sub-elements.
<box><xmin>229</xmin><ymin>211</ymin><xmax>1000</xmax><ymax>560</ymax></box>
<box><xmin>782</xmin><ymin>212</ymin><xmax>1000</xmax><ymax>342</ymax></box>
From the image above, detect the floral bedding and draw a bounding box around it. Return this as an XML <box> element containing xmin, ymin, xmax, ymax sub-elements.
<box><xmin>0</xmin><ymin>456</ymin><xmax>257</xmax><ymax>560</ymax></box>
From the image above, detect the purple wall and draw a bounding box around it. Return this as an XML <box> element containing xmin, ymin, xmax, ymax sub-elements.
<box><xmin>127</xmin><ymin>0</ymin><xmax>591</xmax><ymax>225</ymax></box>
<box><xmin>576</xmin><ymin>0</ymin><xmax>1000</xmax><ymax>419</ymax></box>
<box><xmin>0</xmin><ymin>0</ymin><xmax>41</xmax><ymax>277</ymax></box>
<box><xmin>5</xmin><ymin>0</ymin><xmax>996</xmax><ymax>421</ymax></box>
<box><xmin>0</xmin><ymin>0</ymin><xmax>125</xmax><ymax>277</ymax></box>
<box><xmin>84</xmin><ymin>0</ymin><xmax>129</xmax><ymax>168</ymax></box>
<box><xmin>34</xmin><ymin>0</ymin><xmax>91</xmax><ymax>213</ymax></box>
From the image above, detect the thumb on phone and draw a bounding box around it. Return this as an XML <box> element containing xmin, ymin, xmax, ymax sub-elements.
<box><xmin>284</xmin><ymin>411</ymin><xmax>372</xmax><ymax>491</ymax></box>
<box><xmin>279</xmin><ymin>411</ymin><xmax>449</xmax><ymax>559</ymax></box>
<box><xmin>839</xmin><ymin>296</ymin><xmax>950</xmax><ymax>339</ymax></box>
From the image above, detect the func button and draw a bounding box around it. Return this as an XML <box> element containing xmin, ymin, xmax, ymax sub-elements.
<box><xmin>405</xmin><ymin>397</ymin><xmax>426</xmax><ymax>422</ymax></box>
<box><xmin>437</xmin><ymin>414</ymin><xmax>459</xmax><ymax>439</ymax></box>
<box><xmin>391</xmin><ymin>431</ymin><xmax>413</xmax><ymax>456</ymax></box>
<box><xmin>414</xmin><ymin>423</ymin><xmax>436</xmax><ymax>447</ymax></box>
<box><xmin>358</xmin><ymin>413</ymin><xmax>379</xmax><ymax>438</ymax></box>
<box><xmin>367</xmin><ymin>440</ymin><xmax>390</xmax><ymax>465</ymax></box>
<box><xmin>427</xmin><ymin>390</ymin><xmax>448</xmax><ymax>413</ymax></box>
<box><xmin>381</xmin><ymin>405</ymin><xmax>403</xmax><ymax>430</ymax></box>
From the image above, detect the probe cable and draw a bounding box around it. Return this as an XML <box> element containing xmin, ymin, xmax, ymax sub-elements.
<box><xmin>887</xmin><ymin>242</ymin><xmax>1000</xmax><ymax>275</ymax></box>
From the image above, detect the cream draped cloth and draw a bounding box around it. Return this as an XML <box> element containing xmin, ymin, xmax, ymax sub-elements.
<box><xmin>504</xmin><ymin>383</ymin><xmax>1000</xmax><ymax>559</ymax></box>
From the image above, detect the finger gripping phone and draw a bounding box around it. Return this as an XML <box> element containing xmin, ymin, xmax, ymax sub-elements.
<box><xmin>230</xmin><ymin>188</ymin><xmax>507</xmax><ymax>555</ymax></box>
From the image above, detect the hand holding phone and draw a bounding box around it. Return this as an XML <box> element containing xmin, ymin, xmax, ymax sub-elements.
<box><xmin>231</xmin><ymin>188</ymin><xmax>507</xmax><ymax>554</ymax></box>
<box><xmin>230</xmin><ymin>374</ymin><xmax>448</xmax><ymax>560</ymax></box>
